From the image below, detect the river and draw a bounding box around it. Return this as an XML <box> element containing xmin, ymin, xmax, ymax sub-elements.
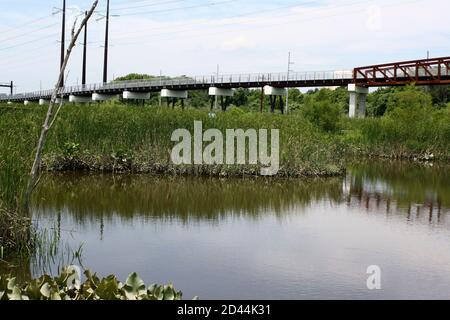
<box><xmin>27</xmin><ymin>161</ymin><xmax>450</xmax><ymax>299</ymax></box>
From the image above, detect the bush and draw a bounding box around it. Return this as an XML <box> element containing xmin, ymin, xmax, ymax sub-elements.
<box><xmin>301</xmin><ymin>100</ymin><xmax>342</xmax><ymax>132</ymax></box>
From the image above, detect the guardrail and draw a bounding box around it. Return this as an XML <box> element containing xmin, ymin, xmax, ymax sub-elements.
<box><xmin>0</xmin><ymin>70</ymin><xmax>354</xmax><ymax>101</ymax></box>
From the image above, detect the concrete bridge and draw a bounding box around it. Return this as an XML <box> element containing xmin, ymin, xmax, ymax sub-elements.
<box><xmin>1</xmin><ymin>56</ymin><xmax>449</xmax><ymax>118</ymax></box>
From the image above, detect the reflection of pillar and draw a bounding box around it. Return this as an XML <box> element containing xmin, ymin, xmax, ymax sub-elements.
<box><xmin>100</xmin><ymin>214</ymin><xmax>104</xmax><ymax>241</ymax></box>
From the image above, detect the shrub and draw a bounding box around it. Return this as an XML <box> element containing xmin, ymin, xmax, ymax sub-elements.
<box><xmin>301</xmin><ymin>100</ymin><xmax>342</xmax><ymax>132</ymax></box>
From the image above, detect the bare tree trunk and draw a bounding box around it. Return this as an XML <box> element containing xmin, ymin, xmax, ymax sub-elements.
<box><xmin>25</xmin><ymin>1</ymin><xmax>99</xmax><ymax>210</ymax></box>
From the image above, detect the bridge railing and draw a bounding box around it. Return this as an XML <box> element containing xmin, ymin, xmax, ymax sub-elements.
<box><xmin>0</xmin><ymin>70</ymin><xmax>354</xmax><ymax>101</ymax></box>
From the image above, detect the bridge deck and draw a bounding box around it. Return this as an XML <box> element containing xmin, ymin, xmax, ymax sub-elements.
<box><xmin>1</xmin><ymin>56</ymin><xmax>450</xmax><ymax>102</ymax></box>
<box><xmin>1</xmin><ymin>71</ymin><xmax>354</xmax><ymax>102</ymax></box>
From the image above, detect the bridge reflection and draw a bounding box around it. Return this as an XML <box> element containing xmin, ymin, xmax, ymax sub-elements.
<box><xmin>343</xmin><ymin>162</ymin><xmax>450</xmax><ymax>227</ymax></box>
<box><xmin>32</xmin><ymin>161</ymin><xmax>450</xmax><ymax>228</ymax></box>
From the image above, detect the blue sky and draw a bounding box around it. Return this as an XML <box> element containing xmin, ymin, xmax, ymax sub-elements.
<box><xmin>1</xmin><ymin>0</ymin><xmax>449</xmax><ymax>92</ymax></box>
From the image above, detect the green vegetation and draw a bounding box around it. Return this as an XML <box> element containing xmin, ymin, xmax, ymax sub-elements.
<box><xmin>0</xmin><ymin>267</ymin><xmax>183</xmax><ymax>300</ymax></box>
<box><xmin>0</xmin><ymin>81</ymin><xmax>449</xmax><ymax>264</ymax></box>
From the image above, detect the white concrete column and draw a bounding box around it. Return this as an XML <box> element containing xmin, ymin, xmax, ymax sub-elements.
<box><xmin>161</xmin><ymin>89</ymin><xmax>188</xmax><ymax>99</ymax></box>
<box><xmin>209</xmin><ymin>87</ymin><xmax>234</xmax><ymax>97</ymax></box>
<box><xmin>348</xmin><ymin>84</ymin><xmax>369</xmax><ymax>118</ymax></box>
<box><xmin>69</xmin><ymin>95</ymin><xmax>92</xmax><ymax>103</ymax></box>
<box><xmin>92</xmin><ymin>93</ymin><xmax>117</xmax><ymax>101</ymax></box>
<box><xmin>55</xmin><ymin>98</ymin><xmax>68</xmax><ymax>104</ymax></box>
<box><xmin>123</xmin><ymin>91</ymin><xmax>151</xmax><ymax>100</ymax></box>
<box><xmin>264</xmin><ymin>85</ymin><xmax>287</xmax><ymax>96</ymax></box>
<box><xmin>358</xmin><ymin>93</ymin><xmax>367</xmax><ymax>118</ymax></box>
<box><xmin>39</xmin><ymin>99</ymin><xmax>50</xmax><ymax>106</ymax></box>
<box><xmin>349</xmin><ymin>92</ymin><xmax>358</xmax><ymax>118</ymax></box>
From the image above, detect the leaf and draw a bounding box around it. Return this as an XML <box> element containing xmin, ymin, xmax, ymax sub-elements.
<box><xmin>123</xmin><ymin>273</ymin><xmax>146</xmax><ymax>299</ymax></box>
<box><xmin>8</xmin><ymin>287</ymin><xmax>23</xmax><ymax>300</ymax></box>
<box><xmin>40</xmin><ymin>283</ymin><xmax>51</xmax><ymax>299</ymax></box>
<box><xmin>96</xmin><ymin>276</ymin><xmax>119</xmax><ymax>300</ymax></box>
<box><xmin>24</xmin><ymin>279</ymin><xmax>42</xmax><ymax>300</ymax></box>
<box><xmin>51</xmin><ymin>292</ymin><xmax>62</xmax><ymax>300</ymax></box>
<box><xmin>163</xmin><ymin>287</ymin><xmax>175</xmax><ymax>300</ymax></box>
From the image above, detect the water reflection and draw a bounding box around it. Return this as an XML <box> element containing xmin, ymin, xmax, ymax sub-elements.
<box><xmin>33</xmin><ymin>175</ymin><xmax>343</xmax><ymax>223</ymax></box>
<box><xmin>19</xmin><ymin>161</ymin><xmax>450</xmax><ymax>299</ymax></box>
<box><xmin>345</xmin><ymin>162</ymin><xmax>450</xmax><ymax>227</ymax></box>
<box><xmin>33</xmin><ymin>161</ymin><xmax>450</xmax><ymax>228</ymax></box>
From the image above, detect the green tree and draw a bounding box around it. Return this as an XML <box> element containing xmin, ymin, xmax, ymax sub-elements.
<box><xmin>386</xmin><ymin>85</ymin><xmax>432</xmax><ymax>113</ymax></box>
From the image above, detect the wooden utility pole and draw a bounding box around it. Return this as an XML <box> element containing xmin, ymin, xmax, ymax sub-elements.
<box><xmin>82</xmin><ymin>11</ymin><xmax>88</xmax><ymax>86</ymax></box>
<box><xmin>103</xmin><ymin>0</ymin><xmax>110</xmax><ymax>83</ymax></box>
<box><xmin>60</xmin><ymin>0</ymin><xmax>66</xmax><ymax>87</ymax></box>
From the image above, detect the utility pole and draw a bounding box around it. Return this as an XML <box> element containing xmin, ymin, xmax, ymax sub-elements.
<box><xmin>60</xmin><ymin>0</ymin><xmax>66</xmax><ymax>87</ymax></box>
<box><xmin>214</xmin><ymin>64</ymin><xmax>219</xmax><ymax>110</ymax></box>
<box><xmin>159</xmin><ymin>70</ymin><xmax>162</xmax><ymax>107</ymax></box>
<box><xmin>10</xmin><ymin>81</ymin><xmax>13</xmax><ymax>96</ymax></box>
<box><xmin>103</xmin><ymin>0</ymin><xmax>110</xmax><ymax>84</ymax></box>
<box><xmin>285</xmin><ymin>52</ymin><xmax>294</xmax><ymax>114</ymax></box>
<box><xmin>82</xmin><ymin>11</ymin><xmax>88</xmax><ymax>86</ymax></box>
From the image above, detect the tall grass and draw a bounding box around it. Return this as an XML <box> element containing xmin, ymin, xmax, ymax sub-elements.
<box><xmin>0</xmin><ymin>100</ymin><xmax>449</xmax><ymax>254</ymax></box>
<box><xmin>342</xmin><ymin>105</ymin><xmax>450</xmax><ymax>159</ymax></box>
<box><xmin>33</xmin><ymin>102</ymin><xmax>347</xmax><ymax>177</ymax></box>
<box><xmin>0</xmin><ymin>107</ymin><xmax>43</xmax><ymax>254</ymax></box>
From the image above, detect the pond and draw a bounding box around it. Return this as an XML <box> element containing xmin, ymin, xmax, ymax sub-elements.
<box><xmin>26</xmin><ymin>161</ymin><xmax>450</xmax><ymax>299</ymax></box>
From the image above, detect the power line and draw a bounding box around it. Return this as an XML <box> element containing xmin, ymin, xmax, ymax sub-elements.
<box><xmin>107</xmin><ymin>0</ymin><xmax>374</xmax><ymax>45</ymax></box>
<box><xmin>111</xmin><ymin>0</ymin><xmax>189</xmax><ymax>11</ymax></box>
<box><xmin>0</xmin><ymin>13</ymin><xmax>56</xmax><ymax>33</ymax></box>
<box><xmin>88</xmin><ymin>0</ymin><xmax>319</xmax><ymax>44</ymax></box>
<box><xmin>0</xmin><ymin>33</ymin><xmax>58</xmax><ymax>51</ymax></box>
<box><xmin>108</xmin><ymin>0</ymin><xmax>420</xmax><ymax>47</ymax></box>
<box><xmin>0</xmin><ymin>22</ymin><xmax>59</xmax><ymax>42</ymax></box>
<box><xmin>115</xmin><ymin>0</ymin><xmax>237</xmax><ymax>17</ymax></box>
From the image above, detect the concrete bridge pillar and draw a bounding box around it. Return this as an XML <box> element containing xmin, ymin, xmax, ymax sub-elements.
<box><xmin>39</xmin><ymin>99</ymin><xmax>50</xmax><ymax>106</ymax></box>
<box><xmin>92</xmin><ymin>93</ymin><xmax>117</xmax><ymax>101</ymax></box>
<box><xmin>55</xmin><ymin>98</ymin><xmax>68</xmax><ymax>105</ymax></box>
<box><xmin>69</xmin><ymin>95</ymin><xmax>92</xmax><ymax>103</ymax></box>
<box><xmin>348</xmin><ymin>84</ymin><xmax>369</xmax><ymax>118</ymax></box>
<box><xmin>161</xmin><ymin>89</ymin><xmax>188</xmax><ymax>109</ymax></box>
<box><xmin>264</xmin><ymin>85</ymin><xmax>286</xmax><ymax>114</ymax></box>
<box><xmin>123</xmin><ymin>91</ymin><xmax>151</xmax><ymax>100</ymax></box>
<box><xmin>209</xmin><ymin>87</ymin><xmax>234</xmax><ymax>111</ymax></box>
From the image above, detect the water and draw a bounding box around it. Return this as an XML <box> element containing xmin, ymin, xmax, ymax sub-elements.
<box><xmin>28</xmin><ymin>161</ymin><xmax>450</xmax><ymax>299</ymax></box>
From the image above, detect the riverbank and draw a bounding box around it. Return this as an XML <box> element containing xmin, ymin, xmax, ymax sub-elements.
<box><xmin>1</xmin><ymin>104</ymin><xmax>349</xmax><ymax>179</ymax></box>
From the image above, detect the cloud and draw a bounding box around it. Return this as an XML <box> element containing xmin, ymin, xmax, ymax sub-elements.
<box><xmin>219</xmin><ymin>35</ymin><xmax>256</xmax><ymax>51</ymax></box>
<box><xmin>1</xmin><ymin>0</ymin><xmax>450</xmax><ymax>92</ymax></box>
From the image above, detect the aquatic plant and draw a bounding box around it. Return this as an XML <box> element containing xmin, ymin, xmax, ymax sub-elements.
<box><xmin>0</xmin><ymin>267</ymin><xmax>183</xmax><ymax>300</ymax></box>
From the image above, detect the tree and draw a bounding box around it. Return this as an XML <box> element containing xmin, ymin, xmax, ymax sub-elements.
<box><xmin>385</xmin><ymin>85</ymin><xmax>432</xmax><ymax>113</ymax></box>
<box><xmin>26</xmin><ymin>1</ymin><xmax>99</xmax><ymax>208</ymax></box>
<box><xmin>427</xmin><ymin>85</ymin><xmax>450</xmax><ymax>108</ymax></box>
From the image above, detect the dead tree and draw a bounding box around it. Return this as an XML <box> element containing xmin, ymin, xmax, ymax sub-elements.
<box><xmin>25</xmin><ymin>1</ymin><xmax>99</xmax><ymax>208</ymax></box>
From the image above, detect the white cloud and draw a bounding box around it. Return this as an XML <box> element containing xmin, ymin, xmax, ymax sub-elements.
<box><xmin>1</xmin><ymin>0</ymin><xmax>450</xmax><ymax>92</ymax></box>
<box><xmin>219</xmin><ymin>35</ymin><xmax>256</xmax><ymax>51</ymax></box>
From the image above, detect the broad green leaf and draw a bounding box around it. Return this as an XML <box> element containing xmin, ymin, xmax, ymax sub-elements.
<box><xmin>40</xmin><ymin>283</ymin><xmax>51</xmax><ymax>299</ymax></box>
<box><xmin>96</xmin><ymin>276</ymin><xmax>119</xmax><ymax>300</ymax></box>
<box><xmin>123</xmin><ymin>272</ymin><xmax>146</xmax><ymax>299</ymax></box>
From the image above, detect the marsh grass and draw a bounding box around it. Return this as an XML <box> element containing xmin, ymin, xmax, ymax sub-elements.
<box><xmin>0</xmin><ymin>101</ymin><xmax>449</xmax><ymax>255</ymax></box>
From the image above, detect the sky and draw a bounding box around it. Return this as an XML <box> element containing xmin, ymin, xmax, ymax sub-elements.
<box><xmin>0</xmin><ymin>0</ymin><xmax>449</xmax><ymax>92</ymax></box>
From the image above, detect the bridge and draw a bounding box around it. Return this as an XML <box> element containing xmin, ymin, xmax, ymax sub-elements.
<box><xmin>1</xmin><ymin>56</ymin><xmax>449</xmax><ymax>117</ymax></box>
